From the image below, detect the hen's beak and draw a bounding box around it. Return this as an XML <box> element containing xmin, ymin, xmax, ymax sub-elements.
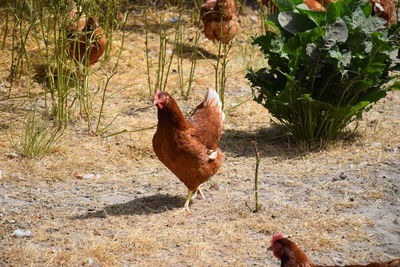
<box><xmin>267</xmin><ymin>246</ymin><xmax>273</xmax><ymax>251</ymax></box>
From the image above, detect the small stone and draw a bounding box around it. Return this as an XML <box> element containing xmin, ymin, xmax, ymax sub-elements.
<box><xmin>332</xmin><ymin>256</ymin><xmax>343</xmax><ymax>265</ymax></box>
<box><xmin>14</xmin><ymin>228</ymin><xmax>32</xmax><ymax>237</ymax></box>
<box><xmin>371</xmin><ymin>142</ymin><xmax>381</xmax><ymax>147</ymax></box>
<box><xmin>83</xmin><ymin>174</ymin><xmax>94</xmax><ymax>179</ymax></box>
<box><xmin>250</xmin><ymin>16</ymin><xmax>258</xmax><ymax>22</ymax></box>
<box><xmin>339</xmin><ymin>172</ymin><xmax>347</xmax><ymax>180</ymax></box>
<box><xmin>169</xmin><ymin>17</ymin><xmax>179</xmax><ymax>23</ymax></box>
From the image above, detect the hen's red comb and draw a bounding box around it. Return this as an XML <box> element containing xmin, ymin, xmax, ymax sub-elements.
<box><xmin>271</xmin><ymin>233</ymin><xmax>285</xmax><ymax>244</ymax></box>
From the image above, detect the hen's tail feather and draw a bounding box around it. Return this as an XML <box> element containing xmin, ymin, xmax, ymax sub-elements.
<box><xmin>203</xmin><ymin>88</ymin><xmax>225</xmax><ymax>122</ymax></box>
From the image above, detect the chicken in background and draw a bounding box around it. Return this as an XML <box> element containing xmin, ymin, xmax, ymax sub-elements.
<box><xmin>200</xmin><ymin>0</ymin><xmax>240</xmax><ymax>45</ymax></box>
<box><xmin>67</xmin><ymin>9</ymin><xmax>107</xmax><ymax>66</ymax></box>
<box><xmin>152</xmin><ymin>89</ymin><xmax>224</xmax><ymax>212</ymax></box>
<box><xmin>268</xmin><ymin>233</ymin><xmax>400</xmax><ymax>267</ymax></box>
<box><xmin>371</xmin><ymin>0</ymin><xmax>397</xmax><ymax>24</ymax></box>
<box><xmin>303</xmin><ymin>0</ymin><xmax>335</xmax><ymax>11</ymax></box>
<box><xmin>302</xmin><ymin>0</ymin><xmax>397</xmax><ymax>25</ymax></box>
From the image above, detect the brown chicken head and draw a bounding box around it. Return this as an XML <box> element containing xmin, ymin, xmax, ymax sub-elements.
<box><xmin>268</xmin><ymin>233</ymin><xmax>285</xmax><ymax>259</ymax></box>
<box><xmin>153</xmin><ymin>90</ymin><xmax>170</xmax><ymax>109</ymax></box>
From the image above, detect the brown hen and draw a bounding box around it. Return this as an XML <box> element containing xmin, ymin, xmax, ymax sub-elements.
<box><xmin>67</xmin><ymin>10</ymin><xmax>106</xmax><ymax>66</ymax></box>
<box><xmin>200</xmin><ymin>0</ymin><xmax>240</xmax><ymax>44</ymax></box>
<box><xmin>269</xmin><ymin>233</ymin><xmax>400</xmax><ymax>267</ymax></box>
<box><xmin>152</xmin><ymin>89</ymin><xmax>224</xmax><ymax>212</ymax></box>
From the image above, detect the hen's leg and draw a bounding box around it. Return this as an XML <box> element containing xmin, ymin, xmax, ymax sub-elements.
<box><xmin>183</xmin><ymin>190</ymin><xmax>193</xmax><ymax>212</ymax></box>
<box><xmin>191</xmin><ymin>185</ymin><xmax>205</xmax><ymax>200</ymax></box>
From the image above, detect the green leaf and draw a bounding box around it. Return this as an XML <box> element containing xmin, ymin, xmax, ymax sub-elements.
<box><xmin>359</xmin><ymin>16</ymin><xmax>386</xmax><ymax>35</ymax></box>
<box><xmin>323</xmin><ymin>18</ymin><xmax>348</xmax><ymax>50</ymax></box>
<box><xmin>326</xmin><ymin>1</ymin><xmax>343</xmax><ymax>24</ymax></box>
<box><xmin>326</xmin><ymin>0</ymin><xmax>369</xmax><ymax>24</ymax></box>
<box><xmin>278</xmin><ymin>12</ymin><xmax>317</xmax><ymax>34</ymax></box>
<box><xmin>296</xmin><ymin>4</ymin><xmax>327</xmax><ymax>26</ymax></box>
<box><xmin>347</xmin><ymin>7</ymin><xmax>367</xmax><ymax>30</ymax></box>
<box><xmin>329</xmin><ymin>49</ymin><xmax>352</xmax><ymax>70</ymax></box>
<box><xmin>333</xmin><ymin>101</ymin><xmax>370</xmax><ymax>120</ymax></box>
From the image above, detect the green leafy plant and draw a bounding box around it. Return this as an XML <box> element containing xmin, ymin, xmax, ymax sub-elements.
<box><xmin>246</xmin><ymin>0</ymin><xmax>399</xmax><ymax>142</ymax></box>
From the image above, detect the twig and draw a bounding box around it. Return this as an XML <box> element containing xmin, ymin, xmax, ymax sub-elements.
<box><xmin>95</xmin><ymin>72</ymin><xmax>117</xmax><ymax>132</ymax></box>
<box><xmin>245</xmin><ymin>140</ymin><xmax>262</xmax><ymax>213</ymax></box>
<box><xmin>103</xmin><ymin>125</ymin><xmax>157</xmax><ymax>138</ymax></box>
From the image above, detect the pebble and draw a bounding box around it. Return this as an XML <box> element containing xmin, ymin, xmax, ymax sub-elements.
<box><xmin>83</xmin><ymin>174</ymin><xmax>94</xmax><ymax>179</ymax></box>
<box><xmin>250</xmin><ymin>16</ymin><xmax>258</xmax><ymax>22</ymax></box>
<box><xmin>14</xmin><ymin>228</ymin><xmax>32</xmax><ymax>237</ymax></box>
<box><xmin>332</xmin><ymin>256</ymin><xmax>343</xmax><ymax>265</ymax></box>
<box><xmin>136</xmin><ymin>189</ymin><xmax>145</xmax><ymax>194</ymax></box>
<box><xmin>169</xmin><ymin>17</ymin><xmax>179</xmax><ymax>23</ymax></box>
<box><xmin>82</xmin><ymin>174</ymin><xmax>101</xmax><ymax>179</ymax></box>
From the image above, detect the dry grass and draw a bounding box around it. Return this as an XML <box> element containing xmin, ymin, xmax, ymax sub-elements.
<box><xmin>0</xmin><ymin>3</ymin><xmax>400</xmax><ymax>267</ymax></box>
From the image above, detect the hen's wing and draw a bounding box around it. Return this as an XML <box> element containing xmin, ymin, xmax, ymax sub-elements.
<box><xmin>189</xmin><ymin>89</ymin><xmax>224</xmax><ymax>150</ymax></box>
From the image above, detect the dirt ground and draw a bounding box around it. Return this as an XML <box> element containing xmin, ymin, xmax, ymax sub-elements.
<box><xmin>0</xmin><ymin>4</ymin><xmax>399</xmax><ymax>267</ymax></box>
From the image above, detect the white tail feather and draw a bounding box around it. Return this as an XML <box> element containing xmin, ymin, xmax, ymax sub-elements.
<box><xmin>203</xmin><ymin>88</ymin><xmax>225</xmax><ymax>122</ymax></box>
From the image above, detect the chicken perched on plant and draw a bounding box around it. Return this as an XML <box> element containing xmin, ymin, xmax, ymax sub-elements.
<box><xmin>152</xmin><ymin>89</ymin><xmax>224</xmax><ymax>212</ymax></box>
<box><xmin>200</xmin><ymin>0</ymin><xmax>240</xmax><ymax>44</ymax></box>
<box><xmin>268</xmin><ymin>233</ymin><xmax>400</xmax><ymax>267</ymax></box>
<box><xmin>67</xmin><ymin>9</ymin><xmax>107</xmax><ymax>66</ymax></box>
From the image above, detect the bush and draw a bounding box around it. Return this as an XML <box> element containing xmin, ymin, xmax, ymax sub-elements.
<box><xmin>246</xmin><ymin>0</ymin><xmax>399</xmax><ymax>142</ymax></box>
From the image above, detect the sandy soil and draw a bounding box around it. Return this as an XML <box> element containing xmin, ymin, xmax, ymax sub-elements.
<box><xmin>0</xmin><ymin>4</ymin><xmax>399</xmax><ymax>267</ymax></box>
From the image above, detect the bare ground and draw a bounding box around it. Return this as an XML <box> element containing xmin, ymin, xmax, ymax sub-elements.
<box><xmin>0</xmin><ymin>6</ymin><xmax>399</xmax><ymax>267</ymax></box>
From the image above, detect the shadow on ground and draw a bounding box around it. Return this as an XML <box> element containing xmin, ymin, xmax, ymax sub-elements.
<box><xmin>222</xmin><ymin>126</ymin><xmax>313</xmax><ymax>159</ymax></box>
<box><xmin>72</xmin><ymin>194</ymin><xmax>185</xmax><ymax>219</ymax></box>
<box><xmin>174</xmin><ymin>43</ymin><xmax>218</xmax><ymax>60</ymax></box>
